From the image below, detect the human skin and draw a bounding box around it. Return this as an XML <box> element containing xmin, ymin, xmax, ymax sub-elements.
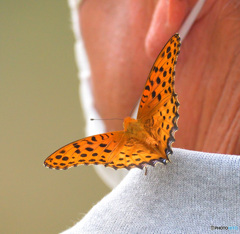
<box><xmin>79</xmin><ymin>0</ymin><xmax>240</xmax><ymax>154</ymax></box>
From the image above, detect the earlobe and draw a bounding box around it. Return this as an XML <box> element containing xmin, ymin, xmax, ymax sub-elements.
<box><xmin>145</xmin><ymin>0</ymin><xmax>189</xmax><ymax>60</ymax></box>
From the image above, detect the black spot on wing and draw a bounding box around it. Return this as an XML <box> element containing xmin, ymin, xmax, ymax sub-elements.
<box><xmin>152</xmin><ymin>91</ymin><xmax>156</xmax><ymax>98</ymax></box>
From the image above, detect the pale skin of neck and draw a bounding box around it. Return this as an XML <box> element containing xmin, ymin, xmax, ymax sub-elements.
<box><xmin>79</xmin><ymin>0</ymin><xmax>240</xmax><ymax>155</ymax></box>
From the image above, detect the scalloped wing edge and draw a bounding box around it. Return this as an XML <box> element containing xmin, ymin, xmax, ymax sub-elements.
<box><xmin>165</xmin><ymin>93</ymin><xmax>180</xmax><ymax>157</ymax></box>
<box><xmin>44</xmin><ymin>156</ymin><xmax>168</xmax><ymax>171</ymax></box>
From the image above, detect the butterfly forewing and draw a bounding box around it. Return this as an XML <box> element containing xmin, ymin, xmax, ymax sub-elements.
<box><xmin>137</xmin><ymin>34</ymin><xmax>180</xmax><ymax>119</ymax></box>
<box><xmin>137</xmin><ymin>34</ymin><xmax>180</xmax><ymax>157</ymax></box>
<box><xmin>44</xmin><ymin>131</ymin><xmax>125</xmax><ymax>170</ymax></box>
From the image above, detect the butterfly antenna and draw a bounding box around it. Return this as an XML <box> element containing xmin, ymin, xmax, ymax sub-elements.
<box><xmin>90</xmin><ymin>118</ymin><xmax>123</xmax><ymax>121</ymax></box>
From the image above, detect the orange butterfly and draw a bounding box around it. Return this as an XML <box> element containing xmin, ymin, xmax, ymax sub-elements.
<box><xmin>44</xmin><ymin>34</ymin><xmax>181</xmax><ymax>170</ymax></box>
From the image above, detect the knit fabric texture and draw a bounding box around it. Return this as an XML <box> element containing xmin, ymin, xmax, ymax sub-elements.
<box><xmin>62</xmin><ymin>148</ymin><xmax>240</xmax><ymax>233</ymax></box>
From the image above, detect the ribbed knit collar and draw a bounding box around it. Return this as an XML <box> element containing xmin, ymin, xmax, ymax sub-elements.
<box><xmin>63</xmin><ymin>148</ymin><xmax>240</xmax><ymax>233</ymax></box>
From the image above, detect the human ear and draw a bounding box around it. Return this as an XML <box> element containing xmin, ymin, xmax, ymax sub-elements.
<box><xmin>145</xmin><ymin>0</ymin><xmax>189</xmax><ymax>60</ymax></box>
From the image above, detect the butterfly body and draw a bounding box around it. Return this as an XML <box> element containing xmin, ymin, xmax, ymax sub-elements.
<box><xmin>44</xmin><ymin>34</ymin><xmax>181</xmax><ymax>170</ymax></box>
<box><xmin>124</xmin><ymin>116</ymin><xmax>161</xmax><ymax>155</ymax></box>
<box><xmin>124</xmin><ymin>117</ymin><xmax>146</xmax><ymax>136</ymax></box>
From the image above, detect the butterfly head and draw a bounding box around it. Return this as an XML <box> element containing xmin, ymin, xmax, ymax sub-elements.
<box><xmin>123</xmin><ymin>117</ymin><xmax>138</xmax><ymax>132</ymax></box>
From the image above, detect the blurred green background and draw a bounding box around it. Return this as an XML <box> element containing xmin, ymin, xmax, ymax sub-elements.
<box><xmin>1</xmin><ymin>1</ymin><xmax>110</xmax><ymax>233</ymax></box>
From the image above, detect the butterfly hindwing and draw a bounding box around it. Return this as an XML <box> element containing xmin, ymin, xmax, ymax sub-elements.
<box><xmin>106</xmin><ymin>135</ymin><xmax>167</xmax><ymax>170</ymax></box>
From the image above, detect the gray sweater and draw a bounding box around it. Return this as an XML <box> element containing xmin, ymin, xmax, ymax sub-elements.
<box><xmin>62</xmin><ymin>148</ymin><xmax>240</xmax><ymax>233</ymax></box>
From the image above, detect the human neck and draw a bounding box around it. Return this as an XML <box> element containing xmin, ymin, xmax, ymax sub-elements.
<box><xmin>175</xmin><ymin>0</ymin><xmax>240</xmax><ymax>154</ymax></box>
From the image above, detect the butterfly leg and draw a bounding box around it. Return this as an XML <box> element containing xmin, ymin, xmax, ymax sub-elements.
<box><xmin>144</xmin><ymin>167</ymin><xmax>148</xmax><ymax>176</ymax></box>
